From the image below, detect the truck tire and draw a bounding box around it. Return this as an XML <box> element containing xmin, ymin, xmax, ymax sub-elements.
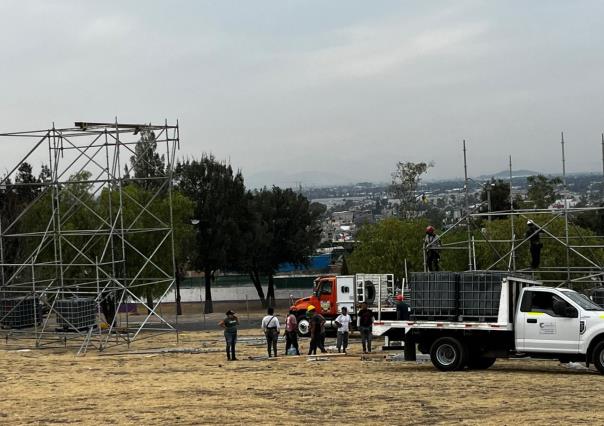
<box><xmin>430</xmin><ymin>337</ymin><xmax>468</xmax><ymax>372</ymax></box>
<box><xmin>297</xmin><ymin>316</ymin><xmax>310</xmax><ymax>337</ymax></box>
<box><xmin>593</xmin><ymin>341</ymin><xmax>604</xmax><ymax>374</ymax></box>
<box><xmin>467</xmin><ymin>353</ymin><xmax>496</xmax><ymax>370</ymax></box>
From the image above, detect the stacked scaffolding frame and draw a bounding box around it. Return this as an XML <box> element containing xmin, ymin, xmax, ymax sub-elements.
<box><xmin>0</xmin><ymin>121</ymin><xmax>180</xmax><ymax>352</ymax></box>
<box><xmin>425</xmin><ymin>134</ymin><xmax>604</xmax><ymax>289</ymax></box>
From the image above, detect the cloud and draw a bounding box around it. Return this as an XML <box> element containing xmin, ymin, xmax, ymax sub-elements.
<box><xmin>80</xmin><ymin>15</ymin><xmax>137</xmax><ymax>43</ymax></box>
<box><xmin>268</xmin><ymin>15</ymin><xmax>489</xmax><ymax>88</ymax></box>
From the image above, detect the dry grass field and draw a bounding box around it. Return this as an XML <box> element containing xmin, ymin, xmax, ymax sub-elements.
<box><xmin>1</xmin><ymin>330</ymin><xmax>604</xmax><ymax>425</ymax></box>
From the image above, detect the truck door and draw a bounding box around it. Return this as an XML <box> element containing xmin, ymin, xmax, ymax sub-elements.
<box><xmin>516</xmin><ymin>289</ymin><xmax>580</xmax><ymax>353</ymax></box>
<box><xmin>317</xmin><ymin>278</ymin><xmax>337</xmax><ymax>317</ymax></box>
<box><xmin>336</xmin><ymin>277</ymin><xmax>354</xmax><ymax>314</ymax></box>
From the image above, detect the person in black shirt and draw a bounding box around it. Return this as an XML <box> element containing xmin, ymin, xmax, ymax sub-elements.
<box><xmin>395</xmin><ymin>294</ymin><xmax>410</xmax><ymax>321</ymax></box>
<box><xmin>424</xmin><ymin>226</ymin><xmax>441</xmax><ymax>271</ymax></box>
<box><xmin>307</xmin><ymin>305</ymin><xmax>326</xmax><ymax>355</ymax></box>
<box><xmin>525</xmin><ymin>220</ymin><xmax>543</xmax><ymax>269</ymax></box>
<box><xmin>357</xmin><ymin>302</ymin><xmax>374</xmax><ymax>353</ymax></box>
<box><xmin>218</xmin><ymin>310</ymin><xmax>239</xmax><ymax>361</ymax></box>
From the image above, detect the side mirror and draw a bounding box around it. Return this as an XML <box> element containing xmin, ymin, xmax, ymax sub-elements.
<box><xmin>565</xmin><ymin>306</ymin><xmax>578</xmax><ymax>318</ymax></box>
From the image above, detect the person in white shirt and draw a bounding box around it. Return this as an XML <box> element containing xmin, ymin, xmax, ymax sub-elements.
<box><xmin>335</xmin><ymin>307</ymin><xmax>351</xmax><ymax>354</ymax></box>
<box><xmin>261</xmin><ymin>307</ymin><xmax>280</xmax><ymax>357</ymax></box>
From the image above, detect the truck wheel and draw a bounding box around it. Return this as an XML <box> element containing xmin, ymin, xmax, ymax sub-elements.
<box><xmin>593</xmin><ymin>341</ymin><xmax>604</xmax><ymax>374</ymax></box>
<box><xmin>297</xmin><ymin>317</ymin><xmax>310</xmax><ymax>337</ymax></box>
<box><xmin>430</xmin><ymin>337</ymin><xmax>468</xmax><ymax>371</ymax></box>
<box><xmin>467</xmin><ymin>353</ymin><xmax>496</xmax><ymax>370</ymax></box>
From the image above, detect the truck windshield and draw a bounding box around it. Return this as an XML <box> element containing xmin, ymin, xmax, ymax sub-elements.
<box><xmin>562</xmin><ymin>291</ymin><xmax>602</xmax><ymax>311</ymax></box>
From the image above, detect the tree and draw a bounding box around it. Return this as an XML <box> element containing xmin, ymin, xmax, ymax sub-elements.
<box><xmin>243</xmin><ymin>187</ymin><xmax>321</xmax><ymax>307</ymax></box>
<box><xmin>98</xmin><ymin>184</ymin><xmax>194</xmax><ymax>323</ymax></box>
<box><xmin>474</xmin><ymin>217</ymin><xmax>603</xmax><ymax>282</ymax></box>
<box><xmin>15</xmin><ymin>162</ymin><xmax>42</xmax><ymax>202</ymax></box>
<box><xmin>479</xmin><ymin>179</ymin><xmax>511</xmax><ymax>217</ymax></box>
<box><xmin>389</xmin><ymin>161</ymin><xmax>433</xmax><ymax>219</ymax></box>
<box><xmin>175</xmin><ymin>156</ymin><xmax>247</xmax><ymax>313</ymax></box>
<box><xmin>526</xmin><ymin>175</ymin><xmax>562</xmax><ymax>209</ymax></box>
<box><xmin>575</xmin><ymin>204</ymin><xmax>604</xmax><ymax>235</ymax></box>
<box><xmin>0</xmin><ymin>162</ymin><xmax>44</xmax><ymax>280</ymax></box>
<box><xmin>348</xmin><ymin>218</ymin><xmax>468</xmax><ymax>277</ymax></box>
<box><xmin>130</xmin><ymin>130</ymin><xmax>165</xmax><ymax>191</ymax></box>
<box><xmin>127</xmin><ymin>132</ymin><xmax>170</xmax><ymax>311</ymax></box>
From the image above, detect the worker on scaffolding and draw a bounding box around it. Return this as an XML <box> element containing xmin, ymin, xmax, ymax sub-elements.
<box><xmin>525</xmin><ymin>220</ymin><xmax>543</xmax><ymax>269</ymax></box>
<box><xmin>424</xmin><ymin>226</ymin><xmax>441</xmax><ymax>271</ymax></box>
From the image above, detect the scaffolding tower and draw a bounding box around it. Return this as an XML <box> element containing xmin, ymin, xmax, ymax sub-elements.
<box><xmin>0</xmin><ymin>121</ymin><xmax>180</xmax><ymax>352</ymax></box>
<box><xmin>426</xmin><ymin>134</ymin><xmax>604</xmax><ymax>290</ymax></box>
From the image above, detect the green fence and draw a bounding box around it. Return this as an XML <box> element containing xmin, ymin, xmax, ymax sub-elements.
<box><xmin>182</xmin><ymin>274</ymin><xmax>316</xmax><ymax>289</ymax></box>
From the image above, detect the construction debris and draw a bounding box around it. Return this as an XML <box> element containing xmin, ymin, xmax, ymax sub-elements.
<box><xmin>97</xmin><ymin>347</ymin><xmax>223</xmax><ymax>357</ymax></box>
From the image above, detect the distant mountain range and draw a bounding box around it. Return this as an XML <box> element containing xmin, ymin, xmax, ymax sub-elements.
<box><xmin>247</xmin><ymin>168</ymin><xmax>601</xmax><ymax>189</ymax></box>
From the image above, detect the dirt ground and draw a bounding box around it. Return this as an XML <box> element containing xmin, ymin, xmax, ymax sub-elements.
<box><xmin>1</xmin><ymin>330</ymin><xmax>604</xmax><ymax>425</ymax></box>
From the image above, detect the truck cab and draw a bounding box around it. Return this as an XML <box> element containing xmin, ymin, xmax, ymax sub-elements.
<box><xmin>290</xmin><ymin>274</ymin><xmax>393</xmax><ymax>335</ymax></box>
<box><xmin>373</xmin><ymin>274</ymin><xmax>604</xmax><ymax>373</ymax></box>
<box><xmin>515</xmin><ymin>287</ymin><xmax>604</xmax><ymax>359</ymax></box>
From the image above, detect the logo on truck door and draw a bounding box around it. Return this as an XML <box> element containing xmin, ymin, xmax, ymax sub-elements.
<box><xmin>539</xmin><ymin>322</ymin><xmax>556</xmax><ymax>335</ymax></box>
<box><xmin>320</xmin><ymin>301</ymin><xmax>331</xmax><ymax>312</ymax></box>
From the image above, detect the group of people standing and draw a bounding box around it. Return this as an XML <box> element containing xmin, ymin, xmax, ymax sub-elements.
<box><xmin>218</xmin><ymin>302</ymin><xmax>377</xmax><ymax>360</ymax></box>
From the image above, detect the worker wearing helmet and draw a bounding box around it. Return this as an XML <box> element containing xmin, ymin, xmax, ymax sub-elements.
<box><xmin>424</xmin><ymin>225</ymin><xmax>441</xmax><ymax>271</ymax></box>
<box><xmin>395</xmin><ymin>294</ymin><xmax>410</xmax><ymax>321</ymax></box>
<box><xmin>525</xmin><ymin>220</ymin><xmax>543</xmax><ymax>268</ymax></box>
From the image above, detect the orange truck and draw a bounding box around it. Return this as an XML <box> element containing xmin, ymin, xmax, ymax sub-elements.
<box><xmin>290</xmin><ymin>273</ymin><xmax>397</xmax><ymax>335</ymax></box>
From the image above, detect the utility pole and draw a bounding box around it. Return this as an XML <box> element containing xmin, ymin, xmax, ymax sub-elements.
<box><xmin>463</xmin><ymin>140</ymin><xmax>472</xmax><ymax>271</ymax></box>
<box><xmin>509</xmin><ymin>156</ymin><xmax>516</xmax><ymax>271</ymax></box>
<box><xmin>601</xmin><ymin>133</ymin><xmax>604</xmax><ymax>202</ymax></box>
<box><xmin>561</xmin><ymin>132</ymin><xmax>570</xmax><ymax>285</ymax></box>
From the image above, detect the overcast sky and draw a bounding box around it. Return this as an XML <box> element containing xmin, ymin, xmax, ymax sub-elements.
<box><xmin>1</xmin><ymin>0</ymin><xmax>603</xmax><ymax>187</ymax></box>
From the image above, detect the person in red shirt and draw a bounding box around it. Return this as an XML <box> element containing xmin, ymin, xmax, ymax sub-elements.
<box><xmin>357</xmin><ymin>302</ymin><xmax>374</xmax><ymax>353</ymax></box>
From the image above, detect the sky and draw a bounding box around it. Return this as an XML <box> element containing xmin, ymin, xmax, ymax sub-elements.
<box><xmin>1</xmin><ymin>0</ymin><xmax>603</xmax><ymax>188</ymax></box>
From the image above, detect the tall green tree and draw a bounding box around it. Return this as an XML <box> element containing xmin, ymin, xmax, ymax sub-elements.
<box><xmin>0</xmin><ymin>162</ymin><xmax>44</xmax><ymax>280</ymax></box>
<box><xmin>130</xmin><ymin>129</ymin><xmax>165</xmax><ymax>191</ymax></box>
<box><xmin>98</xmin><ymin>185</ymin><xmax>193</xmax><ymax>322</ymax></box>
<box><xmin>575</xmin><ymin>204</ymin><xmax>604</xmax><ymax>235</ymax></box>
<box><xmin>175</xmin><ymin>156</ymin><xmax>247</xmax><ymax>313</ymax></box>
<box><xmin>243</xmin><ymin>187</ymin><xmax>321</xmax><ymax>307</ymax></box>
<box><xmin>526</xmin><ymin>175</ymin><xmax>562</xmax><ymax>209</ymax></box>
<box><xmin>479</xmin><ymin>179</ymin><xmax>511</xmax><ymax>217</ymax></box>
<box><xmin>389</xmin><ymin>161</ymin><xmax>433</xmax><ymax>219</ymax></box>
<box><xmin>127</xmin><ymin>132</ymin><xmax>170</xmax><ymax>311</ymax></box>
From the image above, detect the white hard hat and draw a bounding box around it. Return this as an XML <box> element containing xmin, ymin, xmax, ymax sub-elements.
<box><xmin>527</xmin><ymin>220</ymin><xmax>533</xmax><ymax>225</ymax></box>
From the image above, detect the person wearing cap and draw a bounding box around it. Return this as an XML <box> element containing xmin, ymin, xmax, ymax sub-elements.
<box><xmin>525</xmin><ymin>220</ymin><xmax>543</xmax><ymax>269</ymax></box>
<box><xmin>395</xmin><ymin>294</ymin><xmax>410</xmax><ymax>321</ymax></box>
<box><xmin>424</xmin><ymin>226</ymin><xmax>440</xmax><ymax>271</ymax></box>
<box><xmin>307</xmin><ymin>305</ymin><xmax>326</xmax><ymax>355</ymax></box>
<box><xmin>261</xmin><ymin>307</ymin><xmax>280</xmax><ymax>357</ymax></box>
<box><xmin>218</xmin><ymin>310</ymin><xmax>239</xmax><ymax>361</ymax></box>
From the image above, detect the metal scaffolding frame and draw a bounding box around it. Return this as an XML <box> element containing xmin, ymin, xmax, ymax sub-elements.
<box><xmin>426</xmin><ymin>134</ymin><xmax>604</xmax><ymax>290</ymax></box>
<box><xmin>0</xmin><ymin>121</ymin><xmax>179</xmax><ymax>352</ymax></box>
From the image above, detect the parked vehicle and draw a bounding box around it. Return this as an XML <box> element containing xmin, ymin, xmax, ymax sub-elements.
<box><xmin>290</xmin><ymin>273</ymin><xmax>396</xmax><ymax>335</ymax></box>
<box><xmin>373</xmin><ymin>272</ymin><xmax>604</xmax><ymax>374</ymax></box>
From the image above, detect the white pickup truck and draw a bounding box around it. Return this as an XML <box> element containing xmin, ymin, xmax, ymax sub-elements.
<box><xmin>373</xmin><ymin>276</ymin><xmax>604</xmax><ymax>373</ymax></box>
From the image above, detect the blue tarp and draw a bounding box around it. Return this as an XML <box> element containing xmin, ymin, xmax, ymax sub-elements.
<box><xmin>278</xmin><ymin>254</ymin><xmax>331</xmax><ymax>273</ymax></box>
